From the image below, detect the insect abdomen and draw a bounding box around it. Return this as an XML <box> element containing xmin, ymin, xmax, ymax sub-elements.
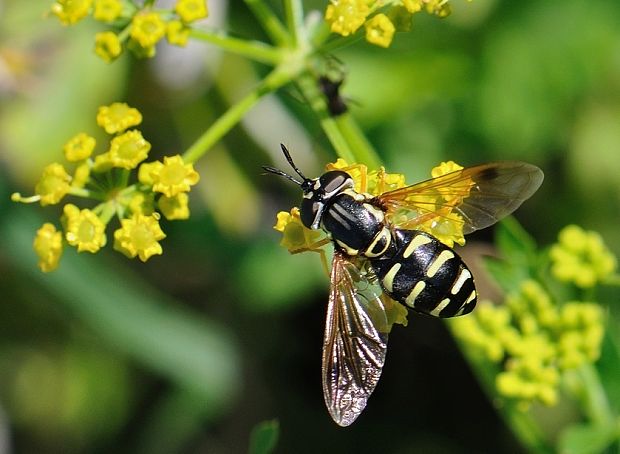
<box><xmin>370</xmin><ymin>230</ymin><xmax>477</xmax><ymax>318</ymax></box>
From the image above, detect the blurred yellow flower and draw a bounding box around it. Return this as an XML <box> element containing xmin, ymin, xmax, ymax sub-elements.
<box><xmin>130</xmin><ymin>11</ymin><xmax>166</xmax><ymax>48</ymax></box>
<box><xmin>93</xmin><ymin>0</ymin><xmax>122</xmax><ymax>22</ymax></box>
<box><xmin>51</xmin><ymin>0</ymin><xmax>93</xmax><ymax>25</ymax></box>
<box><xmin>72</xmin><ymin>162</ymin><xmax>91</xmax><ymax>188</ymax></box>
<box><xmin>64</xmin><ymin>132</ymin><xmax>96</xmax><ymax>162</ymax></box>
<box><xmin>325</xmin><ymin>0</ymin><xmax>369</xmax><ymax>37</ymax></box>
<box><xmin>167</xmin><ymin>20</ymin><xmax>190</xmax><ymax>46</ymax></box>
<box><xmin>365</xmin><ymin>14</ymin><xmax>395</xmax><ymax>48</ymax></box>
<box><xmin>35</xmin><ymin>163</ymin><xmax>71</xmax><ymax>206</ymax></box>
<box><xmin>175</xmin><ymin>0</ymin><xmax>209</xmax><ymax>23</ymax></box>
<box><xmin>97</xmin><ymin>102</ymin><xmax>142</xmax><ymax>134</ymax></box>
<box><xmin>33</xmin><ymin>223</ymin><xmax>63</xmax><ymax>272</ymax></box>
<box><xmin>550</xmin><ymin>225</ymin><xmax>617</xmax><ymax>288</ymax></box>
<box><xmin>95</xmin><ymin>31</ymin><xmax>123</xmax><ymax>63</ymax></box>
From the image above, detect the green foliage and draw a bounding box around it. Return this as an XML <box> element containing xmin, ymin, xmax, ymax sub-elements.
<box><xmin>248</xmin><ymin>419</ymin><xmax>280</xmax><ymax>454</ymax></box>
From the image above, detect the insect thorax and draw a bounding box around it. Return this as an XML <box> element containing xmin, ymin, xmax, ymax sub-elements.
<box><xmin>321</xmin><ymin>189</ymin><xmax>390</xmax><ymax>257</ymax></box>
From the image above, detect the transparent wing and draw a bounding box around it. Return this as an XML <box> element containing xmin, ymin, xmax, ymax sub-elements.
<box><xmin>322</xmin><ymin>253</ymin><xmax>390</xmax><ymax>427</ymax></box>
<box><xmin>377</xmin><ymin>162</ymin><xmax>543</xmax><ymax>234</ymax></box>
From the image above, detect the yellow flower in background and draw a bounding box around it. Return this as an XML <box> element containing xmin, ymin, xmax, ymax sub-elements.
<box><xmin>63</xmin><ymin>204</ymin><xmax>107</xmax><ymax>253</ymax></box>
<box><xmin>365</xmin><ymin>14</ymin><xmax>395</xmax><ymax>48</ymax></box>
<box><xmin>72</xmin><ymin>162</ymin><xmax>91</xmax><ymax>188</ymax></box>
<box><xmin>93</xmin><ymin>0</ymin><xmax>122</xmax><ymax>22</ymax></box>
<box><xmin>35</xmin><ymin>163</ymin><xmax>71</xmax><ymax>206</ymax></box>
<box><xmin>128</xmin><ymin>192</ymin><xmax>155</xmax><ymax>216</ymax></box>
<box><xmin>424</xmin><ymin>211</ymin><xmax>466</xmax><ymax>247</ymax></box>
<box><xmin>175</xmin><ymin>0</ymin><xmax>209</xmax><ymax>23</ymax></box>
<box><xmin>130</xmin><ymin>11</ymin><xmax>166</xmax><ymax>48</ymax></box>
<box><xmin>114</xmin><ymin>214</ymin><xmax>166</xmax><ymax>262</ymax></box>
<box><xmin>96</xmin><ymin>102</ymin><xmax>142</xmax><ymax>134</ymax></box>
<box><xmin>107</xmin><ymin>130</ymin><xmax>151</xmax><ymax>169</ymax></box>
<box><xmin>167</xmin><ymin>20</ymin><xmax>190</xmax><ymax>47</ymax></box>
<box><xmin>33</xmin><ymin>223</ymin><xmax>63</xmax><ymax>272</ymax></box>
<box><xmin>550</xmin><ymin>225</ymin><xmax>617</xmax><ymax>288</ymax></box>
<box><xmin>95</xmin><ymin>31</ymin><xmax>123</xmax><ymax>63</ymax></box>
<box><xmin>138</xmin><ymin>161</ymin><xmax>159</xmax><ymax>186</ymax></box>
<box><xmin>403</xmin><ymin>0</ymin><xmax>451</xmax><ymax>17</ymax></box>
<box><xmin>51</xmin><ymin>0</ymin><xmax>93</xmax><ymax>25</ymax></box>
<box><xmin>158</xmin><ymin>193</ymin><xmax>190</xmax><ymax>220</ymax></box>
<box><xmin>325</xmin><ymin>0</ymin><xmax>369</xmax><ymax>37</ymax></box>
<box><xmin>274</xmin><ymin>207</ymin><xmax>326</xmax><ymax>252</ymax></box>
<box><xmin>64</xmin><ymin>132</ymin><xmax>96</xmax><ymax>162</ymax></box>
<box><xmin>149</xmin><ymin>155</ymin><xmax>200</xmax><ymax>197</ymax></box>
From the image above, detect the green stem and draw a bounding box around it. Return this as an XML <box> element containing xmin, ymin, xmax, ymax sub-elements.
<box><xmin>573</xmin><ymin>364</ymin><xmax>615</xmax><ymax>427</ymax></box>
<box><xmin>182</xmin><ymin>65</ymin><xmax>299</xmax><ymax>164</ymax></box>
<box><xmin>283</xmin><ymin>0</ymin><xmax>304</xmax><ymax>48</ymax></box>
<box><xmin>68</xmin><ymin>186</ymin><xmax>102</xmax><ymax>200</ymax></box>
<box><xmin>296</xmin><ymin>72</ymin><xmax>356</xmax><ymax>163</ymax></box>
<box><xmin>189</xmin><ymin>29</ymin><xmax>282</xmax><ymax>65</ymax></box>
<box><xmin>244</xmin><ymin>0</ymin><xmax>290</xmax><ymax>46</ymax></box>
<box><xmin>334</xmin><ymin>114</ymin><xmax>381</xmax><ymax>169</ymax></box>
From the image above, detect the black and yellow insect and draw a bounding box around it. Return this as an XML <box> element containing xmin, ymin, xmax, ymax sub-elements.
<box><xmin>264</xmin><ymin>145</ymin><xmax>543</xmax><ymax>426</ymax></box>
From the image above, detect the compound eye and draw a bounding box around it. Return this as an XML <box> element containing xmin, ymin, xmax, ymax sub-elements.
<box><xmin>300</xmin><ymin>198</ymin><xmax>321</xmax><ymax>229</ymax></box>
<box><xmin>320</xmin><ymin>171</ymin><xmax>352</xmax><ymax>196</ymax></box>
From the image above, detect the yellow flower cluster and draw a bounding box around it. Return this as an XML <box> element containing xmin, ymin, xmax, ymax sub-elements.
<box><xmin>273</xmin><ymin>158</ymin><xmax>468</xmax><ymax>257</ymax></box>
<box><xmin>12</xmin><ymin>103</ymin><xmax>200</xmax><ymax>272</ymax></box>
<box><xmin>50</xmin><ymin>0</ymin><xmax>208</xmax><ymax>62</ymax></box>
<box><xmin>451</xmin><ymin>280</ymin><xmax>605</xmax><ymax>409</ymax></box>
<box><xmin>550</xmin><ymin>225</ymin><xmax>617</xmax><ymax>288</ymax></box>
<box><xmin>324</xmin><ymin>0</ymin><xmax>459</xmax><ymax>48</ymax></box>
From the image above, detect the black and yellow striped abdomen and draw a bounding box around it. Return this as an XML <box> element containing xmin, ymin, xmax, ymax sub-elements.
<box><xmin>370</xmin><ymin>230</ymin><xmax>477</xmax><ymax>318</ymax></box>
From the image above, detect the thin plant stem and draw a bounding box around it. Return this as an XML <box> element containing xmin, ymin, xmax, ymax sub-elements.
<box><xmin>244</xmin><ymin>0</ymin><xmax>290</xmax><ymax>46</ymax></box>
<box><xmin>283</xmin><ymin>0</ymin><xmax>304</xmax><ymax>48</ymax></box>
<box><xmin>182</xmin><ymin>65</ymin><xmax>300</xmax><ymax>164</ymax></box>
<box><xmin>190</xmin><ymin>29</ymin><xmax>282</xmax><ymax>65</ymax></box>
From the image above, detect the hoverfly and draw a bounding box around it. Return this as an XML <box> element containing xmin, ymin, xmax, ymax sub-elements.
<box><xmin>264</xmin><ymin>145</ymin><xmax>543</xmax><ymax>426</ymax></box>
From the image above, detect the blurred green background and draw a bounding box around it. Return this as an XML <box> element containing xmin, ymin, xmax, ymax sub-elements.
<box><xmin>1</xmin><ymin>0</ymin><xmax>619</xmax><ymax>452</ymax></box>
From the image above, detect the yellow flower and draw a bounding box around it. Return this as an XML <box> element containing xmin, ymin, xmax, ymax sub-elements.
<box><xmin>175</xmin><ymin>0</ymin><xmax>209</xmax><ymax>23</ymax></box>
<box><xmin>114</xmin><ymin>214</ymin><xmax>166</xmax><ymax>262</ymax></box>
<box><xmin>92</xmin><ymin>152</ymin><xmax>114</xmax><ymax>172</ymax></box>
<box><xmin>557</xmin><ymin>302</ymin><xmax>604</xmax><ymax>369</ymax></box>
<box><xmin>496</xmin><ymin>357</ymin><xmax>559</xmax><ymax>408</ymax></box>
<box><xmin>431</xmin><ymin>160</ymin><xmax>473</xmax><ymax>204</ymax></box>
<box><xmin>325</xmin><ymin>0</ymin><xmax>369</xmax><ymax>37</ymax></box>
<box><xmin>107</xmin><ymin>130</ymin><xmax>151</xmax><ymax>169</ymax></box>
<box><xmin>274</xmin><ymin>207</ymin><xmax>325</xmax><ymax>252</ymax></box>
<box><xmin>130</xmin><ymin>11</ymin><xmax>166</xmax><ymax>48</ymax></box>
<box><xmin>94</xmin><ymin>31</ymin><xmax>123</xmax><ymax>63</ymax></box>
<box><xmin>64</xmin><ymin>132</ymin><xmax>96</xmax><ymax>162</ymax></box>
<box><xmin>128</xmin><ymin>192</ymin><xmax>155</xmax><ymax>215</ymax></box>
<box><xmin>96</xmin><ymin>102</ymin><xmax>142</xmax><ymax>134</ymax></box>
<box><xmin>51</xmin><ymin>0</ymin><xmax>93</xmax><ymax>25</ymax></box>
<box><xmin>365</xmin><ymin>14</ymin><xmax>396</xmax><ymax>48</ymax></box>
<box><xmin>93</xmin><ymin>0</ymin><xmax>122</xmax><ymax>22</ymax></box>
<box><xmin>33</xmin><ymin>223</ymin><xmax>63</xmax><ymax>272</ymax></box>
<box><xmin>402</xmin><ymin>0</ymin><xmax>451</xmax><ymax>17</ymax></box>
<box><xmin>137</xmin><ymin>161</ymin><xmax>159</xmax><ymax>186</ymax></box>
<box><xmin>158</xmin><ymin>193</ymin><xmax>190</xmax><ymax>220</ymax></box>
<box><xmin>149</xmin><ymin>155</ymin><xmax>200</xmax><ymax>197</ymax></box>
<box><xmin>167</xmin><ymin>20</ymin><xmax>190</xmax><ymax>47</ymax></box>
<box><xmin>423</xmin><ymin>211</ymin><xmax>465</xmax><ymax>247</ymax></box>
<box><xmin>72</xmin><ymin>162</ymin><xmax>91</xmax><ymax>188</ymax></box>
<box><xmin>35</xmin><ymin>163</ymin><xmax>71</xmax><ymax>206</ymax></box>
<box><xmin>549</xmin><ymin>225</ymin><xmax>617</xmax><ymax>288</ymax></box>
<box><xmin>63</xmin><ymin>204</ymin><xmax>107</xmax><ymax>253</ymax></box>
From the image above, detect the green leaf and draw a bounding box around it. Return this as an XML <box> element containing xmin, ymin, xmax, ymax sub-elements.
<box><xmin>482</xmin><ymin>256</ymin><xmax>528</xmax><ymax>294</ymax></box>
<box><xmin>495</xmin><ymin>216</ymin><xmax>537</xmax><ymax>265</ymax></box>
<box><xmin>558</xmin><ymin>423</ymin><xmax>617</xmax><ymax>454</ymax></box>
<box><xmin>248</xmin><ymin>419</ymin><xmax>279</xmax><ymax>454</ymax></box>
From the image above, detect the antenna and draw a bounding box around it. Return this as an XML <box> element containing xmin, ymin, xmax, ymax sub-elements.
<box><xmin>262</xmin><ymin>165</ymin><xmax>303</xmax><ymax>186</ymax></box>
<box><xmin>280</xmin><ymin>144</ymin><xmax>307</xmax><ymax>180</ymax></box>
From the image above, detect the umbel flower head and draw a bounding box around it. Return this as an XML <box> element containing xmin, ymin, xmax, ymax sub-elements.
<box><xmin>324</xmin><ymin>0</ymin><xmax>460</xmax><ymax>48</ymax></box>
<box><xmin>12</xmin><ymin>102</ymin><xmax>201</xmax><ymax>272</ymax></box>
<box><xmin>49</xmin><ymin>0</ymin><xmax>209</xmax><ymax>61</ymax></box>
